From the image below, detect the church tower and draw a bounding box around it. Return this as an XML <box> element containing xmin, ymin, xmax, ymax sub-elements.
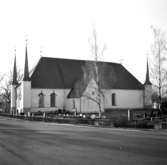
<box><xmin>144</xmin><ymin>58</ymin><xmax>152</xmax><ymax>107</ymax></box>
<box><xmin>21</xmin><ymin>41</ymin><xmax>31</xmax><ymax>113</ymax></box>
<box><xmin>11</xmin><ymin>50</ymin><xmax>18</xmax><ymax>114</ymax></box>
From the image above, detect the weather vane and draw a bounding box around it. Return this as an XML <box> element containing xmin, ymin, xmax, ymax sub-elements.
<box><xmin>40</xmin><ymin>46</ymin><xmax>43</xmax><ymax>57</ymax></box>
<box><xmin>25</xmin><ymin>34</ymin><xmax>28</xmax><ymax>46</ymax></box>
<box><xmin>14</xmin><ymin>46</ymin><xmax>16</xmax><ymax>56</ymax></box>
<box><xmin>119</xmin><ymin>56</ymin><xmax>124</xmax><ymax>64</ymax></box>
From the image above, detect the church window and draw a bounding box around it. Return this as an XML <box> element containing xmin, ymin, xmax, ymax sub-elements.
<box><xmin>112</xmin><ymin>93</ymin><xmax>116</xmax><ymax>106</ymax></box>
<box><xmin>50</xmin><ymin>92</ymin><xmax>56</xmax><ymax>107</ymax></box>
<box><xmin>39</xmin><ymin>92</ymin><xmax>44</xmax><ymax>108</ymax></box>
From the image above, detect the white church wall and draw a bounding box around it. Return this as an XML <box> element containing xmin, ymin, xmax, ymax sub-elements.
<box><xmin>28</xmin><ymin>88</ymin><xmax>144</xmax><ymax>113</ymax></box>
<box><xmin>80</xmin><ymin>79</ymin><xmax>101</xmax><ymax>113</ymax></box>
<box><xmin>12</xmin><ymin>82</ymin><xmax>31</xmax><ymax>114</ymax></box>
<box><xmin>103</xmin><ymin>89</ymin><xmax>144</xmax><ymax>109</ymax></box>
<box><xmin>65</xmin><ymin>98</ymin><xmax>74</xmax><ymax>111</ymax></box>
<box><xmin>22</xmin><ymin>82</ymin><xmax>31</xmax><ymax>107</ymax></box>
<box><xmin>30</xmin><ymin>88</ymin><xmax>100</xmax><ymax>113</ymax></box>
<box><xmin>18</xmin><ymin>84</ymin><xmax>23</xmax><ymax>112</ymax></box>
<box><xmin>144</xmin><ymin>85</ymin><xmax>152</xmax><ymax>107</ymax></box>
<box><xmin>80</xmin><ymin>97</ymin><xmax>99</xmax><ymax>113</ymax></box>
<box><xmin>31</xmin><ymin>88</ymin><xmax>71</xmax><ymax>112</ymax></box>
<box><xmin>16</xmin><ymin>85</ymin><xmax>22</xmax><ymax>113</ymax></box>
<box><xmin>75</xmin><ymin>98</ymin><xmax>81</xmax><ymax>112</ymax></box>
<box><xmin>78</xmin><ymin>79</ymin><xmax>144</xmax><ymax>112</ymax></box>
<box><xmin>66</xmin><ymin>97</ymin><xmax>100</xmax><ymax>113</ymax></box>
<box><xmin>78</xmin><ymin>89</ymin><xmax>144</xmax><ymax>113</ymax></box>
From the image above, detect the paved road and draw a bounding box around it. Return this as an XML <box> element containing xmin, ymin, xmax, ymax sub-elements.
<box><xmin>0</xmin><ymin>117</ymin><xmax>167</xmax><ymax>165</ymax></box>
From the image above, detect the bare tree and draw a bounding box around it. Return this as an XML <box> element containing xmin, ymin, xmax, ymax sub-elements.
<box><xmin>150</xmin><ymin>27</ymin><xmax>167</xmax><ymax>104</ymax></box>
<box><xmin>0</xmin><ymin>69</ymin><xmax>22</xmax><ymax>112</ymax></box>
<box><xmin>82</xmin><ymin>29</ymin><xmax>106</xmax><ymax>117</ymax></box>
<box><xmin>0</xmin><ymin>74</ymin><xmax>4</xmax><ymax>84</ymax></box>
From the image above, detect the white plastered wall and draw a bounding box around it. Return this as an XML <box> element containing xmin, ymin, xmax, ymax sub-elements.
<box><xmin>30</xmin><ymin>87</ymin><xmax>100</xmax><ymax>113</ymax></box>
<box><xmin>30</xmin><ymin>82</ymin><xmax>144</xmax><ymax>113</ymax></box>
<box><xmin>81</xmin><ymin>79</ymin><xmax>102</xmax><ymax>113</ymax></box>
<box><xmin>144</xmin><ymin>85</ymin><xmax>152</xmax><ymax>107</ymax></box>
<box><xmin>31</xmin><ymin>89</ymin><xmax>73</xmax><ymax>112</ymax></box>
<box><xmin>21</xmin><ymin>81</ymin><xmax>31</xmax><ymax>112</ymax></box>
<box><xmin>16</xmin><ymin>85</ymin><xmax>22</xmax><ymax>113</ymax></box>
<box><xmin>103</xmin><ymin>89</ymin><xmax>144</xmax><ymax>109</ymax></box>
<box><xmin>79</xmin><ymin>89</ymin><xmax>144</xmax><ymax>113</ymax></box>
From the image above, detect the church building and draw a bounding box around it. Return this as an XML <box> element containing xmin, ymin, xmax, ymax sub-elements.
<box><xmin>11</xmin><ymin>44</ymin><xmax>152</xmax><ymax>114</ymax></box>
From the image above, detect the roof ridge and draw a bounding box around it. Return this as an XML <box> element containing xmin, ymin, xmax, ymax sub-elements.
<box><xmin>40</xmin><ymin>56</ymin><xmax>121</xmax><ymax>65</ymax></box>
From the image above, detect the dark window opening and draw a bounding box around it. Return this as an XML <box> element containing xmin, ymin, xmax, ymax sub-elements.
<box><xmin>39</xmin><ymin>92</ymin><xmax>44</xmax><ymax>108</ymax></box>
<box><xmin>50</xmin><ymin>93</ymin><xmax>56</xmax><ymax>107</ymax></box>
<box><xmin>112</xmin><ymin>93</ymin><xmax>116</xmax><ymax>106</ymax></box>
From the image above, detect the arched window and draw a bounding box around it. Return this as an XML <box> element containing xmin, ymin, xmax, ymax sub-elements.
<box><xmin>39</xmin><ymin>92</ymin><xmax>44</xmax><ymax>108</ymax></box>
<box><xmin>50</xmin><ymin>92</ymin><xmax>56</xmax><ymax>107</ymax></box>
<box><xmin>111</xmin><ymin>93</ymin><xmax>116</xmax><ymax>106</ymax></box>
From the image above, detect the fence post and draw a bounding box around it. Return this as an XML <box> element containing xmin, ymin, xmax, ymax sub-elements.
<box><xmin>43</xmin><ymin>112</ymin><xmax>46</xmax><ymax>121</ymax></box>
<box><xmin>128</xmin><ymin>109</ymin><xmax>133</xmax><ymax>121</ymax></box>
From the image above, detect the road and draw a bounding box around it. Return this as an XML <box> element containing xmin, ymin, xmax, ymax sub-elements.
<box><xmin>0</xmin><ymin>116</ymin><xmax>167</xmax><ymax>165</ymax></box>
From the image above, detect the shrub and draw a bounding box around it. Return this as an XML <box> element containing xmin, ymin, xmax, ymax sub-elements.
<box><xmin>113</xmin><ymin>119</ymin><xmax>154</xmax><ymax>129</ymax></box>
<box><xmin>113</xmin><ymin>119</ymin><xmax>129</xmax><ymax>128</ymax></box>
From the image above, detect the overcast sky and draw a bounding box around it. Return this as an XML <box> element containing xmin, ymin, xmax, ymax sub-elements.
<box><xmin>0</xmin><ymin>0</ymin><xmax>167</xmax><ymax>83</ymax></box>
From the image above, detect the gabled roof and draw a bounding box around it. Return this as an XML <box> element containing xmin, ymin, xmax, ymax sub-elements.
<box><xmin>30</xmin><ymin>57</ymin><xmax>144</xmax><ymax>90</ymax></box>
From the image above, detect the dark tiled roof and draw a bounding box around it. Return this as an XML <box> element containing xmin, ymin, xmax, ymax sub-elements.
<box><xmin>30</xmin><ymin>57</ymin><xmax>144</xmax><ymax>90</ymax></box>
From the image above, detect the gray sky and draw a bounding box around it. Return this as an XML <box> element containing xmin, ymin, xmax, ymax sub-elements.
<box><xmin>0</xmin><ymin>0</ymin><xmax>167</xmax><ymax>83</ymax></box>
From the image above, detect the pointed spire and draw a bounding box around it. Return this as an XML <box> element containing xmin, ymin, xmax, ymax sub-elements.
<box><xmin>12</xmin><ymin>49</ymin><xmax>18</xmax><ymax>85</ymax></box>
<box><xmin>23</xmin><ymin>38</ymin><xmax>30</xmax><ymax>81</ymax></box>
<box><xmin>144</xmin><ymin>58</ymin><xmax>152</xmax><ymax>85</ymax></box>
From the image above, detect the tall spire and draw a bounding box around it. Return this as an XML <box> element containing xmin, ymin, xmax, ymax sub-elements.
<box><xmin>23</xmin><ymin>39</ymin><xmax>30</xmax><ymax>81</ymax></box>
<box><xmin>12</xmin><ymin>49</ymin><xmax>18</xmax><ymax>85</ymax></box>
<box><xmin>144</xmin><ymin>58</ymin><xmax>152</xmax><ymax>85</ymax></box>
